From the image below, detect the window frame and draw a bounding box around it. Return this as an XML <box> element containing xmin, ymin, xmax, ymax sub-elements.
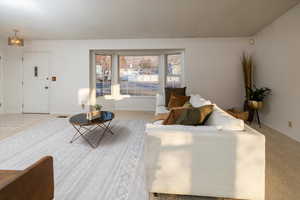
<box><xmin>91</xmin><ymin>49</ymin><xmax>185</xmax><ymax>98</ymax></box>
<box><xmin>165</xmin><ymin>53</ymin><xmax>184</xmax><ymax>89</ymax></box>
<box><xmin>95</xmin><ymin>54</ymin><xmax>113</xmax><ymax>97</ymax></box>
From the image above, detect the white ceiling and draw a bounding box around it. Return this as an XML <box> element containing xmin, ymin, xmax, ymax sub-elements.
<box><xmin>0</xmin><ymin>0</ymin><xmax>299</xmax><ymax>40</ymax></box>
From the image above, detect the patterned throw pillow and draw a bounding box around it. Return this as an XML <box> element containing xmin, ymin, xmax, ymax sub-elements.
<box><xmin>167</xmin><ymin>94</ymin><xmax>190</xmax><ymax>110</ymax></box>
<box><xmin>165</xmin><ymin>87</ymin><xmax>186</xmax><ymax>106</ymax></box>
<box><xmin>176</xmin><ymin>105</ymin><xmax>214</xmax><ymax>125</ymax></box>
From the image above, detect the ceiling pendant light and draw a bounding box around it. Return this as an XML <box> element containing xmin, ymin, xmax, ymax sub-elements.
<box><xmin>8</xmin><ymin>29</ymin><xmax>24</xmax><ymax>47</ymax></box>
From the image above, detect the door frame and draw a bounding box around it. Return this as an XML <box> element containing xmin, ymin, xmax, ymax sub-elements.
<box><xmin>22</xmin><ymin>51</ymin><xmax>51</xmax><ymax>114</ymax></box>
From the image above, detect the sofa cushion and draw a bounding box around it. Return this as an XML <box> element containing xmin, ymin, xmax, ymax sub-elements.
<box><xmin>206</xmin><ymin>105</ymin><xmax>245</xmax><ymax>131</ymax></box>
<box><xmin>165</xmin><ymin>87</ymin><xmax>186</xmax><ymax>106</ymax></box>
<box><xmin>153</xmin><ymin>120</ymin><xmax>164</xmax><ymax>125</ymax></box>
<box><xmin>146</xmin><ymin>123</ymin><xmax>222</xmax><ymax>132</ymax></box>
<box><xmin>190</xmin><ymin>94</ymin><xmax>211</xmax><ymax>107</ymax></box>
<box><xmin>167</xmin><ymin>94</ymin><xmax>190</xmax><ymax>110</ymax></box>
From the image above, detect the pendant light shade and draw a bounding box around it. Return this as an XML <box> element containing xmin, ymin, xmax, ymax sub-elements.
<box><xmin>8</xmin><ymin>30</ymin><xmax>24</xmax><ymax>47</ymax></box>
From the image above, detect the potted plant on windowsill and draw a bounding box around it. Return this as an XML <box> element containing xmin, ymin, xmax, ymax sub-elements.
<box><xmin>247</xmin><ymin>86</ymin><xmax>271</xmax><ymax>110</ymax></box>
<box><xmin>86</xmin><ymin>104</ymin><xmax>103</xmax><ymax>120</ymax></box>
<box><xmin>94</xmin><ymin>104</ymin><xmax>102</xmax><ymax>112</ymax></box>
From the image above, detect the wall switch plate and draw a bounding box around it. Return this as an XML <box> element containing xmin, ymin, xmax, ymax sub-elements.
<box><xmin>288</xmin><ymin>121</ymin><xmax>293</xmax><ymax>128</ymax></box>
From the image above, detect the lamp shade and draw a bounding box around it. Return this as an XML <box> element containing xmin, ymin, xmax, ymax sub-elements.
<box><xmin>8</xmin><ymin>30</ymin><xmax>24</xmax><ymax>47</ymax></box>
<box><xmin>78</xmin><ymin>88</ymin><xmax>90</xmax><ymax>106</ymax></box>
<box><xmin>8</xmin><ymin>37</ymin><xmax>24</xmax><ymax>47</ymax></box>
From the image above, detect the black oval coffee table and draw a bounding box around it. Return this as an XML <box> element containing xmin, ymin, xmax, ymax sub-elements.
<box><xmin>69</xmin><ymin>111</ymin><xmax>115</xmax><ymax>148</ymax></box>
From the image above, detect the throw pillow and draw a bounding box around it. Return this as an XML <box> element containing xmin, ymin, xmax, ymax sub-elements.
<box><xmin>167</xmin><ymin>94</ymin><xmax>190</xmax><ymax>110</ymax></box>
<box><xmin>176</xmin><ymin>105</ymin><xmax>214</xmax><ymax>125</ymax></box>
<box><xmin>153</xmin><ymin>113</ymin><xmax>169</xmax><ymax>122</ymax></box>
<box><xmin>182</xmin><ymin>101</ymin><xmax>193</xmax><ymax>108</ymax></box>
<box><xmin>165</xmin><ymin>87</ymin><xmax>186</xmax><ymax>106</ymax></box>
<box><xmin>163</xmin><ymin>107</ymin><xmax>187</xmax><ymax>125</ymax></box>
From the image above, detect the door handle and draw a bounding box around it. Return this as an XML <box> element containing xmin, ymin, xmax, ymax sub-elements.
<box><xmin>45</xmin><ymin>86</ymin><xmax>49</xmax><ymax>89</ymax></box>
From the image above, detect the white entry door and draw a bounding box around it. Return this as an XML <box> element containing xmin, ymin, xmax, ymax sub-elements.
<box><xmin>23</xmin><ymin>52</ymin><xmax>50</xmax><ymax>113</ymax></box>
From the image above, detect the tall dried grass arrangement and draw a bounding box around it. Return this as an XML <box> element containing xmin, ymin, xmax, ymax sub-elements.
<box><xmin>242</xmin><ymin>53</ymin><xmax>253</xmax><ymax>99</ymax></box>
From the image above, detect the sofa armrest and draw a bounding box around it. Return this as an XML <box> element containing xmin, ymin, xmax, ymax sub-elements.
<box><xmin>145</xmin><ymin>127</ymin><xmax>265</xmax><ymax>200</ymax></box>
<box><xmin>206</xmin><ymin>104</ymin><xmax>245</xmax><ymax>131</ymax></box>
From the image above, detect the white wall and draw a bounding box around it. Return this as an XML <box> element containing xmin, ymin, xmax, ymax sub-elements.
<box><xmin>3</xmin><ymin>38</ymin><xmax>251</xmax><ymax>114</ymax></box>
<box><xmin>3</xmin><ymin>47</ymin><xmax>23</xmax><ymax>113</ymax></box>
<box><xmin>0</xmin><ymin>39</ymin><xmax>6</xmax><ymax>113</ymax></box>
<box><xmin>254</xmin><ymin>3</ymin><xmax>300</xmax><ymax>142</ymax></box>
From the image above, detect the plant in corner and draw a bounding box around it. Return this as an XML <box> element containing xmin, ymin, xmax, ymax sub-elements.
<box><xmin>241</xmin><ymin>52</ymin><xmax>254</xmax><ymax>121</ymax></box>
<box><xmin>247</xmin><ymin>86</ymin><xmax>271</xmax><ymax>110</ymax></box>
<box><xmin>242</xmin><ymin>53</ymin><xmax>253</xmax><ymax>100</ymax></box>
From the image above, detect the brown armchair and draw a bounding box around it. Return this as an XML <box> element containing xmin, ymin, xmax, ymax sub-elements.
<box><xmin>0</xmin><ymin>156</ymin><xmax>54</xmax><ymax>200</ymax></box>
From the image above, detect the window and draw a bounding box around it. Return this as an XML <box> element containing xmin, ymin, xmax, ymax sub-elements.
<box><xmin>166</xmin><ymin>54</ymin><xmax>182</xmax><ymax>88</ymax></box>
<box><xmin>95</xmin><ymin>55</ymin><xmax>112</xmax><ymax>97</ymax></box>
<box><xmin>119</xmin><ymin>56</ymin><xmax>159</xmax><ymax>96</ymax></box>
<box><xmin>93</xmin><ymin>50</ymin><xmax>184</xmax><ymax>97</ymax></box>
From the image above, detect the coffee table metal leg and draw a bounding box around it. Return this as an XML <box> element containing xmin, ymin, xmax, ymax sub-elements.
<box><xmin>70</xmin><ymin>125</ymin><xmax>95</xmax><ymax>143</ymax></box>
<box><xmin>99</xmin><ymin>121</ymin><xmax>115</xmax><ymax>135</ymax></box>
<box><xmin>70</xmin><ymin>125</ymin><xmax>98</xmax><ymax>148</ymax></box>
<box><xmin>70</xmin><ymin>120</ymin><xmax>115</xmax><ymax>148</ymax></box>
<box><xmin>70</xmin><ymin>125</ymin><xmax>89</xmax><ymax>143</ymax></box>
<box><xmin>70</xmin><ymin>125</ymin><xmax>80</xmax><ymax>143</ymax></box>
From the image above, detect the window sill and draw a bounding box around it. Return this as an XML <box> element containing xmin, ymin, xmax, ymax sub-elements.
<box><xmin>97</xmin><ymin>95</ymin><xmax>155</xmax><ymax>100</ymax></box>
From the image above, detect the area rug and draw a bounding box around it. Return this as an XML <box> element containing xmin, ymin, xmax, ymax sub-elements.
<box><xmin>0</xmin><ymin>118</ymin><xmax>216</xmax><ymax>200</ymax></box>
<box><xmin>0</xmin><ymin>118</ymin><xmax>147</xmax><ymax>200</ymax></box>
<box><xmin>150</xmin><ymin>194</ymin><xmax>215</xmax><ymax>200</ymax></box>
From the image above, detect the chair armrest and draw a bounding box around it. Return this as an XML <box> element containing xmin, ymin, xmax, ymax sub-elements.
<box><xmin>0</xmin><ymin>171</ymin><xmax>23</xmax><ymax>190</ymax></box>
<box><xmin>0</xmin><ymin>156</ymin><xmax>54</xmax><ymax>200</ymax></box>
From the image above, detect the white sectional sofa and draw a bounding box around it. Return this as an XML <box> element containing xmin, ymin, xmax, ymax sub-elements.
<box><xmin>145</xmin><ymin>94</ymin><xmax>265</xmax><ymax>200</ymax></box>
